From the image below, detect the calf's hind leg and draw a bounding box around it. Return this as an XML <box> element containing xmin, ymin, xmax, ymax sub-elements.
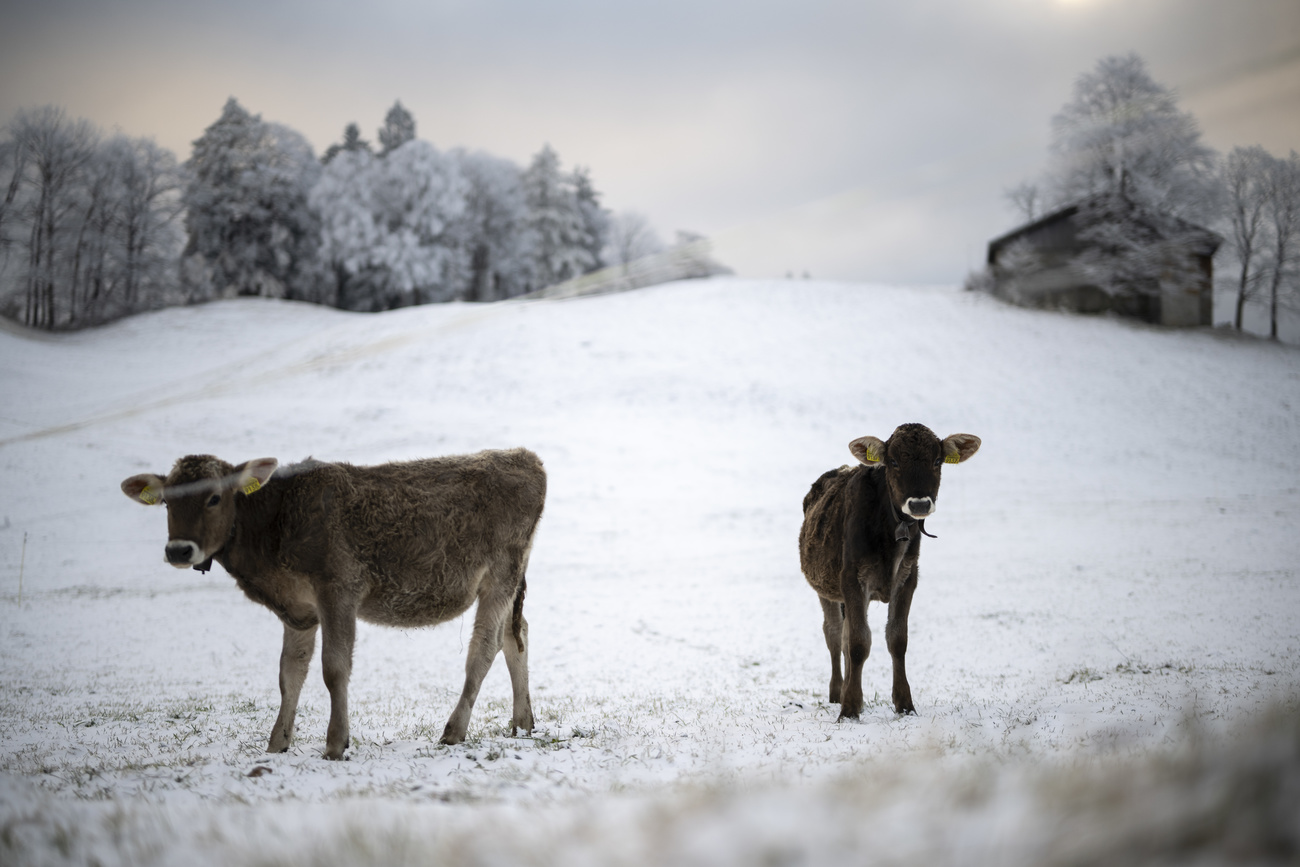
<box><xmin>503</xmin><ymin>590</ymin><xmax>534</xmax><ymax>735</ymax></box>
<box><xmin>441</xmin><ymin>567</ymin><xmax>515</xmax><ymax>745</ymax></box>
<box><xmin>318</xmin><ymin>589</ymin><xmax>358</xmax><ymax>760</ymax></box>
<box><xmin>269</xmin><ymin>623</ymin><xmax>318</xmax><ymax>752</ymax></box>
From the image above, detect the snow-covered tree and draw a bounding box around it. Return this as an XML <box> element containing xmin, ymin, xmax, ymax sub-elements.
<box><xmin>1047</xmin><ymin>53</ymin><xmax>1217</xmax><ymax>219</ymax></box>
<box><xmin>1003</xmin><ymin>180</ymin><xmax>1041</xmax><ymax>223</ymax></box>
<box><xmin>66</xmin><ymin>135</ymin><xmax>183</xmax><ymax>325</ymax></box>
<box><xmin>182</xmin><ymin>98</ymin><xmax>324</xmax><ymax>302</ymax></box>
<box><xmin>451</xmin><ymin>149</ymin><xmax>530</xmax><ymax>301</ymax></box>
<box><xmin>571</xmin><ymin>165</ymin><xmax>610</xmax><ymax>273</ymax></box>
<box><xmin>1220</xmin><ymin>146</ymin><xmax>1275</xmax><ymax>330</ymax></box>
<box><xmin>1003</xmin><ymin>54</ymin><xmax>1223</xmax><ymax>303</ymax></box>
<box><xmin>521</xmin><ymin>144</ymin><xmax>593</xmax><ymax>290</ymax></box>
<box><xmin>0</xmin><ymin>108</ymin><xmax>183</xmax><ymax>329</ymax></box>
<box><xmin>1261</xmin><ymin>151</ymin><xmax>1300</xmax><ymax>339</ymax></box>
<box><xmin>604</xmin><ymin>211</ymin><xmax>664</xmax><ymax>268</ymax></box>
<box><xmin>312</xmin><ymin>140</ymin><xmax>467</xmax><ymax>310</ymax></box>
<box><xmin>6</xmin><ymin>106</ymin><xmax>97</xmax><ymax>329</ymax></box>
<box><xmin>0</xmin><ymin>136</ymin><xmax>25</xmax><ymax>270</ymax></box>
<box><xmin>322</xmin><ymin>122</ymin><xmax>372</xmax><ymax>164</ymax></box>
<box><xmin>378</xmin><ymin>101</ymin><xmax>416</xmax><ymax>156</ymax></box>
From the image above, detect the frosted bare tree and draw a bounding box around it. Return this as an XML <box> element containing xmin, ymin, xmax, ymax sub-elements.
<box><xmin>604</xmin><ymin>211</ymin><xmax>664</xmax><ymax>269</ymax></box>
<box><xmin>0</xmin><ymin>109</ymin><xmax>184</xmax><ymax>329</ymax></box>
<box><xmin>1221</xmin><ymin>146</ymin><xmax>1274</xmax><ymax>330</ymax></box>
<box><xmin>1003</xmin><ymin>180</ymin><xmax>1041</xmax><ymax>223</ymax></box>
<box><xmin>1261</xmin><ymin>151</ymin><xmax>1300</xmax><ymax>339</ymax></box>
<box><xmin>1047</xmin><ymin>53</ymin><xmax>1216</xmax><ymax>218</ymax></box>
<box><xmin>1045</xmin><ymin>54</ymin><xmax>1219</xmax><ymax>301</ymax></box>
<box><xmin>9</xmin><ymin>106</ymin><xmax>97</xmax><ymax>329</ymax></box>
<box><xmin>0</xmin><ymin>137</ymin><xmax>25</xmax><ymax>269</ymax></box>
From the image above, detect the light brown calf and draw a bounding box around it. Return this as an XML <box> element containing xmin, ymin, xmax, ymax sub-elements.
<box><xmin>122</xmin><ymin>448</ymin><xmax>545</xmax><ymax>759</ymax></box>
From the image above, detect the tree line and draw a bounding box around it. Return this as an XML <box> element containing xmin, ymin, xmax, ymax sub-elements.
<box><xmin>1</xmin><ymin>99</ymin><xmax>665</xmax><ymax>330</ymax></box>
<box><xmin>986</xmin><ymin>53</ymin><xmax>1299</xmax><ymax>340</ymax></box>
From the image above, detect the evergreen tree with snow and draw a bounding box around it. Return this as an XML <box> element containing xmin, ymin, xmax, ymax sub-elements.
<box><xmin>451</xmin><ymin>149</ymin><xmax>531</xmax><ymax>301</ymax></box>
<box><xmin>312</xmin><ymin>140</ymin><xmax>467</xmax><ymax>310</ymax></box>
<box><xmin>182</xmin><ymin>98</ymin><xmax>324</xmax><ymax>301</ymax></box>
<box><xmin>521</xmin><ymin>144</ymin><xmax>593</xmax><ymax>290</ymax></box>
<box><xmin>377</xmin><ymin>102</ymin><xmax>416</xmax><ymax>156</ymax></box>
<box><xmin>322</xmin><ymin>122</ymin><xmax>372</xmax><ymax>164</ymax></box>
<box><xmin>571</xmin><ymin>165</ymin><xmax>610</xmax><ymax>274</ymax></box>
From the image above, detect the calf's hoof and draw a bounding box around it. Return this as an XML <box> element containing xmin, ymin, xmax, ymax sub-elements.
<box><xmin>323</xmin><ymin>734</ymin><xmax>350</xmax><ymax>760</ymax></box>
<box><xmin>510</xmin><ymin>710</ymin><xmax>535</xmax><ymax>737</ymax></box>
<box><xmin>440</xmin><ymin>724</ymin><xmax>465</xmax><ymax>746</ymax></box>
<box><xmin>892</xmin><ymin>688</ymin><xmax>915</xmax><ymax>716</ymax></box>
<box><xmin>267</xmin><ymin>721</ymin><xmax>293</xmax><ymax>753</ymax></box>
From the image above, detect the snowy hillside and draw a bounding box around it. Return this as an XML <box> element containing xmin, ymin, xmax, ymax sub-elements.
<box><xmin>1</xmin><ymin>278</ymin><xmax>1298</xmax><ymax>865</ymax></box>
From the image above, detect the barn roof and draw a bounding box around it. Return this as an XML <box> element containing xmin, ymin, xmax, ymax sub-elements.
<box><xmin>986</xmin><ymin>194</ymin><xmax>1221</xmax><ymax>265</ymax></box>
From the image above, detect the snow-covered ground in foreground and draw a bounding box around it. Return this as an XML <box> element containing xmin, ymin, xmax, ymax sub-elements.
<box><xmin>1</xmin><ymin>278</ymin><xmax>1298</xmax><ymax>865</ymax></box>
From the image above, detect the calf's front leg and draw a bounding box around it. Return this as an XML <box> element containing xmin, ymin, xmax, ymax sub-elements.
<box><xmin>838</xmin><ymin>571</ymin><xmax>871</xmax><ymax>720</ymax></box>
<box><xmin>886</xmin><ymin>564</ymin><xmax>918</xmax><ymax>715</ymax></box>
<box><xmin>269</xmin><ymin>623</ymin><xmax>318</xmax><ymax>753</ymax></box>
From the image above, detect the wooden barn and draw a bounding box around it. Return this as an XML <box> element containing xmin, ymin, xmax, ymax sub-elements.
<box><xmin>983</xmin><ymin>195</ymin><xmax>1222</xmax><ymax>327</ymax></box>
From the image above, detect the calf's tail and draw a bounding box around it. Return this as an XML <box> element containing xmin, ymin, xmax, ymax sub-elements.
<box><xmin>511</xmin><ymin>575</ymin><xmax>527</xmax><ymax>653</ymax></box>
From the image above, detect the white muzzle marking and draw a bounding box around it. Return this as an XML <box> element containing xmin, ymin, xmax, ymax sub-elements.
<box><xmin>165</xmin><ymin>539</ymin><xmax>203</xmax><ymax>568</ymax></box>
<box><xmin>902</xmin><ymin>497</ymin><xmax>934</xmax><ymax>519</ymax></box>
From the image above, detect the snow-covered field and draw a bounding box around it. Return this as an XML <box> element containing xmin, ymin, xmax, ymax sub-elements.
<box><xmin>1</xmin><ymin>278</ymin><xmax>1298</xmax><ymax>865</ymax></box>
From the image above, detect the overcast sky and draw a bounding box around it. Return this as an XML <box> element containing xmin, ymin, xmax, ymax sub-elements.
<box><xmin>3</xmin><ymin>0</ymin><xmax>1298</xmax><ymax>284</ymax></box>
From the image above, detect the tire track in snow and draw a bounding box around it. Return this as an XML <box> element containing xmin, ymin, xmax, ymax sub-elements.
<box><xmin>0</xmin><ymin>303</ymin><xmax>512</xmax><ymax>448</ymax></box>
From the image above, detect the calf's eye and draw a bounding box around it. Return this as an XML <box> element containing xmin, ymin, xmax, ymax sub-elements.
<box><xmin>207</xmin><ymin>494</ymin><xmax>221</xmax><ymax>507</ymax></box>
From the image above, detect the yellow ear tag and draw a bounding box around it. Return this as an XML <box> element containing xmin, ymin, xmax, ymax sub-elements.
<box><xmin>140</xmin><ymin>485</ymin><xmax>160</xmax><ymax>505</ymax></box>
<box><xmin>866</xmin><ymin>448</ymin><xmax>881</xmax><ymax>462</ymax></box>
<box><xmin>242</xmin><ymin>478</ymin><xmax>262</xmax><ymax>496</ymax></box>
<box><xmin>944</xmin><ymin>453</ymin><xmax>960</xmax><ymax>465</ymax></box>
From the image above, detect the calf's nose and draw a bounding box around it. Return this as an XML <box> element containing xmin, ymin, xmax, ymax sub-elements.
<box><xmin>903</xmin><ymin>497</ymin><xmax>934</xmax><ymax>518</ymax></box>
<box><xmin>165</xmin><ymin>540</ymin><xmax>199</xmax><ymax>568</ymax></box>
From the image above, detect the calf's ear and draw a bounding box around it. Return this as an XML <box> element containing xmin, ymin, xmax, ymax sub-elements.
<box><xmin>122</xmin><ymin>473</ymin><xmax>166</xmax><ymax>506</ymax></box>
<box><xmin>849</xmin><ymin>436</ymin><xmax>887</xmax><ymax>465</ymax></box>
<box><xmin>235</xmin><ymin>458</ymin><xmax>279</xmax><ymax>496</ymax></box>
<box><xmin>941</xmin><ymin>434</ymin><xmax>981</xmax><ymax>464</ymax></box>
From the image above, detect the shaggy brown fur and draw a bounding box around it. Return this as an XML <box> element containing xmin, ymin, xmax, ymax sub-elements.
<box><xmin>122</xmin><ymin>448</ymin><xmax>546</xmax><ymax>758</ymax></box>
<box><xmin>799</xmin><ymin>424</ymin><xmax>979</xmax><ymax>720</ymax></box>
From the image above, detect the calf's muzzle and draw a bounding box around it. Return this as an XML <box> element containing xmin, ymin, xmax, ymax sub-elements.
<box><xmin>165</xmin><ymin>539</ymin><xmax>201</xmax><ymax>568</ymax></box>
<box><xmin>902</xmin><ymin>497</ymin><xmax>934</xmax><ymax>518</ymax></box>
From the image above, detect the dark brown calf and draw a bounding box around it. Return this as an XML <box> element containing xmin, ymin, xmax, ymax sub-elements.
<box><xmin>122</xmin><ymin>448</ymin><xmax>545</xmax><ymax>758</ymax></box>
<box><xmin>799</xmin><ymin>424</ymin><xmax>979</xmax><ymax>719</ymax></box>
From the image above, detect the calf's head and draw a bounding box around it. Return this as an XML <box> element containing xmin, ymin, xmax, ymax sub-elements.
<box><xmin>121</xmin><ymin>455</ymin><xmax>278</xmax><ymax>568</ymax></box>
<box><xmin>849</xmin><ymin>424</ymin><xmax>980</xmax><ymax>519</ymax></box>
